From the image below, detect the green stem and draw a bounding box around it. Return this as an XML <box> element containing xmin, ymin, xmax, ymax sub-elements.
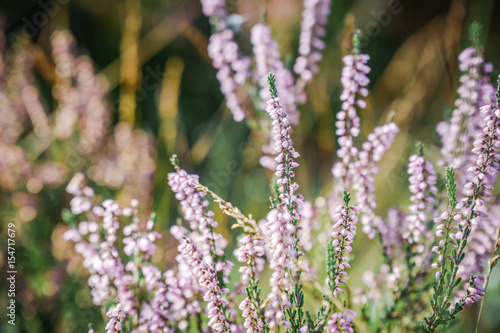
<box><xmin>475</xmin><ymin>227</ymin><xmax>500</xmax><ymax>333</ymax></box>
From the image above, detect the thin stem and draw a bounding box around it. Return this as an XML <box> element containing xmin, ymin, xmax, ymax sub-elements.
<box><xmin>475</xmin><ymin>227</ymin><xmax>500</xmax><ymax>333</ymax></box>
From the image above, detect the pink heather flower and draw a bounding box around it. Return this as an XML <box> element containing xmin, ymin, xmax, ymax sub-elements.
<box><xmin>330</xmin><ymin>201</ymin><xmax>359</xmax><ymax>296</ymax></box>
<box><xmin>264</xmin><ymin>207</ymin><xmax>295</xmax><ymax>329</ymax></box>
<box><xmin>66</xmin><ymin>172</ymin><xmax>93</xmax><ymax>214</ymax></box>
<box><xmin>459</xmin><ymin>203</ymin><xmax>500</xmax><ymax>278</ymax></box>
<box><xmin>239</xmin><ymin>297</ymin><xmax>265</xmax><ymax>333</ymax></box>
<box><xmin>234</xmin><ymin>234</ymin><xmax>265</xmax><ymax>285</ymax></box>
<box><xmin>251</xmin><ymin>23</ymin><xmax>299</xmax><ymax>125</ymax></box>
<box><xmin>66</xmin><ymin>198</ymin><xmax>136</xmax><ymax>314</ymax></box>
<box><xmin>460</xmin><ymin>105</ymin><xmax>500</xmax><ymax>209</ymax></box>
<box><xmin>234</xmin><ymin>234</ymin><xmax>265</xmax><ymax>333</ymax></box>
<box><xmin>378</xmin><ymin>208</ymin><xmax>406</xmax><ymax>260</ymax></box>
<box><xmin>123</xmin><ymin>214</ymin><xmax>161</xmax><ymax>261</ymax></box>
<box><xmin>263</xmin><ymin>95</ymin><xmax>304</xmax><ymax>329</ymax></box>
<box><xmin>298</xmin><ymin>201</ymin><xmax>319</xmax><ymax>251</ymax></box>
<box><xmin>178</xmin><ymin>236</ymin><xmax>231</xmax><ymax>332</ymax></box>
<box><xmin>438</xmin><ymin>47</ymin><xmax>493</xmax><ymax>180</ymax></box>
<box><xmin>139</xmin><ymin>226</ymin><xmax>204</xmax><ymax>329</ymax></box>
<box><xmin>266</xmin><ymin>97</ymin><xmax>303</xmax><ymax>212</ymax></box>
<box><xmin>200</xmin><ymin>0</ymin><xmax>227</xmax><ymax>18</ymax></box>
<box><xmin>352</xmin><ymin>122</ymin><xmax>399</xmax><ymax>238</ymax></box>
<box><xmin>168</xmin><ymin>168</ymin><xmax>222</xmax><ymax>251</ymax></box>
<box><xmin>105</xmin><ymin>303</ymin><xmax>126</xmax><ymax>333</ymax></box>
<box><xmin>200</xmin><ymin>0</ymin><xmax>250</xmax><ymax>122</ymax></box>
<box><xmin>294</xmin><ymin>0</ymin><xmax>332</xmax><ymax>103</ymax></box>
<box><xmin>332</xmin><ymin>53</ymin><xmax>370</xmax><ymax>187</ymax></box>
<box><xmin>455</xmin><ymin>105</ymin><xmax>500</xmax><ymax>277</ymax></box>
<box><xmin>404</xmin><ymin>154</ymin><xmax>438</xmax><ymax>244</ymax></box>
<box><xmin>207</xmin><ymin>30</ymin><xmax>250</xmax><ymax>122</ymax></box>
<box><xmin>433</xmin><ymin>106</ymin><xmax>500</xmax><ymax>278</ymax></box>
<box><xmin>354</xmin><ymin>265</ymin><xmax>401</xmax><ymax>305</ymax></box>
<box><xmin>325</xmin><ymin>309</ymin><xmax>357</xmax><ymax>333</ymax></box>
<box><xmin>463</xmin><ymin>281</ymin><xmax>486</xmax><ymax>305</ymax></box>
<box><xmin>168</xmin><ymin>166</ymin><xmax>234</xmax><ymax>321</ymax></box>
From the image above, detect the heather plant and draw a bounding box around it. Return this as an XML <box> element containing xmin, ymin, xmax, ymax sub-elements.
<box><xmin>64</xmin><ymin>67</ymin><xmax>500</xmax><ymax>332</ymax></box>
<box><xmin>0</xmin><ymin>28</ymin><xmax>155</xmax><ymax>331</ymax></box>
<box><xmin>2</xmin><ymin>0</ymin><xmax>500</xmax><ymax>332</ymax></box>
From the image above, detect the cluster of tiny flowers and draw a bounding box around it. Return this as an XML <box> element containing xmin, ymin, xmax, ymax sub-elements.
<box><xmin>404</xmin><ymin>154</ymin><xmax>438</xmax><ymax>244</ymax></box>
<box><xmin>239</xmin><ymin>297</ymin><xmax>264</xmax><ymax>333</ymax></box>
<box><xmin>201</xmin><ymin>0</ymin><xmax>250</xmax><ymax>122</ymax></box>
<box><xmin>66</xmin><ymin>172</ymin><xmax>94</xmax><ymax>214</ymax></box>
<box><xmin>330</xmin><ymin>201</ymin><xmax>359</xmax><ymax>296</ymax></box>
<box><xmin>66</xmin><ymin>196</ymin><xmax>138</xmax><ymax>314</ymax></box>
<box><xmin>51</xmin><ymin>31</ymin><xmax>110</xmax><ymax>154</ymax></box>
<box><xmin>352</xmin><ymin>122</ymin><xmax>399</xmax><ymax>238</ymax></box>
<box><xmin>235</xmin><ymin>234</ymin><xmax>266</xmax><ymax>285</ymax></box>
<box><xmin>294</xmin><ymin>0</ymin><xmax>332</xmax><ymax>102</ymax></box>
<box><xmin>178</xmin><ymin>237</ymin><xmax>231</xmax><ymax>332</ymax></box>
<box><xmin>168</xmin><ymin>168</ymin><xmax>219</xmax><ymax>242</ymax></box>
<box><xmin>332</xmin><ymin>53</ymin><xmax>370</xmax><ymax>185</ymax></box>
<box><xmin>459</xmin><ymin>204</ymin><xmax>500</xmax><ymax>278</ymax></box>
<box><xmin>65</xmin><ymin>174</ymin><xmax>210</xmax><ymax>331</ymax></box>
<box><xmin>378</xmin><ymin>208</ymin><xmax>406</xmax><ymax>259</ymax></box>
<box><xmin>208</xmin><ymin>29</ymin><xmax>251</xmax><ymax>122</ymax></box>
<box><xmin>266</xmin><ymin>97</ymin><xmax>303</xmax><ymax>210</ymax></box>
<box><xmin>251</xmin><ymin>23</ymin><xmax>298</xmax><ymax>125</ymax></box>
<box><xmin>325</xmin><ymin>310</ymin><xmax>357</xmax><ymax>333</ymax></box>
<box><xmin>105</xmin><ymin>303</ymin><xmax>126</xmax><ymax>333</ymax></box>
<box><xmin>168</xmin><ymin>165</ymin><xmax>239</xmax><ymax>331</ymax></box>
<box><xmin>234</xmin><ymin>234</ymin><xmax>265</xmax><ymax>333</ymax></box>
<box><xmin>298</xmin><ymin>201</ymin><xmax>319</xmax><ymax>252</ymax></box>
<box><xmin>463</xmin><ymin>280</ymin><xmax>486</xmax><ymax>305</ymax></box>
<box><xmin>264</xmin><ymin>208</ymin><xmax>295</xmax><ymax>329</ymax></box>
<box><xmin>464</xmin><ymin>105</ymin><xmax>500</xmax><ymax>200</ymax></box>
<box><xmin>438</xmin><ymin>47</ymin><xmax>486</xmax><ymax>172</ymax></box>
<box><xmin>122</xmin><ymin>202</ymin><xmax>158</xmax><ymax>258</ymax></box>
<box><xmin>200</xmin><ymin>0</ymin><xmax>227</xmax><ymax>17</ymax></box>
<box><xmin>264</xmin><ymin>95</ymin><xmax>304</xmax><ymax>329</ymax></box>
<box><xmin>353</xmin><ymin>265</ymin><xmax>401</xmax><ymax>305</ymax></box>
<box><xmin>433</xmin><ymin>106</ymin><xmax>500</xmax><ymax>279</ymax></box>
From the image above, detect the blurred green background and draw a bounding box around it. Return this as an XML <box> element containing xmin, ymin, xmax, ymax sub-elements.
<box><xmin>0</xmin><ymin>0</ymin><xmax>500</xmax><ymax>332</ymax></box>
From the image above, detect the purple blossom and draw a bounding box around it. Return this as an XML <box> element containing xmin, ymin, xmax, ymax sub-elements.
<box><xmin>438</xmin><ymin>47</ymin><xmax>494</xmax><ymax>180</ymax></box>
<box><xmin>433</xmin><ymin>105</ymin><xmax>500</xmax><ymax>285</ymax></box>
<box><xmin>459</xmin><ymin>203</ymin><xmax>500</xmax><ymax>278</ymax></box>
<box><xmin>378</xmin><ymin>208</ymin><xmax>406</xmax><ymax>260</ymax></box>
<box><xmin>178</xmin><ymin>236</ymin><xmax>231</xmax><ymax>332</ymax></box>
<box><xmin>168</xmin><ymin>168</ymin><xmax>220</xmax><ymax>247</ymax></box>
<box><xmin>266</xmin><ymin>97</ymin><xmax>303</xmax><ymax>212</ymax></box>
<box><xmin>352</xmin><ymin>122</ymin><xmax>399</xmax><ymax>238</ymax></box>
<box><xmin>234</xmin><ymin>234</ymin><xmax>265</xmax><ymax>333</ymax></box>
<box><xmin>105</xmin><ymin>303</ymin><xmax>126</xmax><ymax>333</ymax></box>
<box><xmin>263</xmin><ymin>95</ymin><xmax>304</xmax><ymax>329</ymax></box>
<box><xmin>404</xmin><ymin>154</ymin><xmax>438</xmax><ymax>244</ymax></box>
<box><xmin>239</xmin><ymin>297</ymin><xmax>265</xmax><ymax>333</ymax></box>
<box><xmin>234</xmin><ymin>234</ymin><xmax>265</xmax><ymax>285</ymax></box>
<box><xmin>463</xmin><ymin>281</ymin><xmax>486</xmax><ymax>305</ymax></box>
<box><xmin>251</xmin><ymin>23</ymin><xmax>298</xmax><ymax>125</ymax></box>
<box><xmin>330</xmin><ymin>200</ymin><xmax>359</xmax><ymax>296</ymax></box>
<box><xmin>332</xmin><ymin>53</ymin><xmax>370</xmax><ymax>187</ymax></box>
<box><xmin>200</xmin><ymin>0</ymin><xmax>227</xmax><ymax>18</ymax></box>
<box><xmin>294</xmin><ymin>0</ymin><xmax>332</xmax><ymax>103</ymax></box>
<box><xmin>298</xmin><ymin>201</ymin><xmax>319</xmax><ymax>251</ymax></box>
<box><xmin>64</xmin><ymin>194</ymin><xmax>137</xmax><ymax>315</ymax></box>
<box><xmin>325</xmin><ymin>309</ymin><xmax>357</xmax><ymax>333</ymax></box>
<box><xmin>264</xmin><ymin>208</ymin><xmax>295</xmax><ymax>329</ymax></box>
